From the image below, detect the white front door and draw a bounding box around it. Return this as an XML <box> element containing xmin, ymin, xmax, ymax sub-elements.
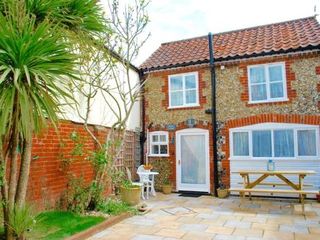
<box><xmin>176</xmin><ymin>128</ymin><xmax>210</xmax><ymax>192</ymax></box>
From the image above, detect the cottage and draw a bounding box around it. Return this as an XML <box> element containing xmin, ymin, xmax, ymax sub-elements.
<box><xmin>140</xmin><ymin>16</ymin><xmax>320</xmax><ymax>195</ymax></box>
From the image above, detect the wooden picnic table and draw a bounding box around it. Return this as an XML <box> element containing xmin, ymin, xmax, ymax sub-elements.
<box><xmin>230</xmin><ymin>170</ymin><xmax>317</xmax><ymax>213</ymax></box>
<box><xmin>234</xmin><ymin>170</ymin><xmax>316</xmax><ymax>191</ymax></box>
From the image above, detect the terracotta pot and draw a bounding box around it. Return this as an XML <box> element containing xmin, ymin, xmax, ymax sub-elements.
<box><xmin>217</xmin><ymin>188</ymin><xmax>229</xmax><ymax>198</ymax></box>
<box><xmin>120</xmin><ymin>185</ymin><xmax>141</xmax><ymax>206</ymax></box>
<box><xmin>316</xmin><ymin>193</ymin><xmax>320</xmax><ymax>203</ymax></box>
<box><xmin>162</xmin><ymin>184</ymin><xmax>172</xmax><ymax>194</ymax></box>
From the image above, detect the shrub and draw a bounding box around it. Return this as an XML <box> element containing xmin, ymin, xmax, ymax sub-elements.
<box><xmin>97</xmin><ymin>198</ymin><xmax>136</xmax><ymax>215</ymax></box>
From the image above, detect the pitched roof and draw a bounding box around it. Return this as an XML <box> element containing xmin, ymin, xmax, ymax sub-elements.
<box><xmin>140</xmin><ymin>16</ymin><xmax>320</xmax><ymax>71</ymax></box>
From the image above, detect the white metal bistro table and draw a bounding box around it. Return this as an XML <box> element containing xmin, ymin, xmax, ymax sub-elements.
<box><xmin>137</xmin><ymin>171</ymin><xmax>159</xmax><ymax>198</ymax></box>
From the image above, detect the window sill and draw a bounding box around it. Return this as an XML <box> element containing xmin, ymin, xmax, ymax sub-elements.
<box><xmin>248</xmin><ymin>98</ymin><xmax>289</xmax><ymax>105</ymax></box>
<box><xmin>148</xmin><ymin>154</ymin><xmax>169</xmax><ymax>157</ymax></box>
<box><xmin>167</xmin><ymin>104</ymin><xmax>200</xmax><ymax>110</ymax></box>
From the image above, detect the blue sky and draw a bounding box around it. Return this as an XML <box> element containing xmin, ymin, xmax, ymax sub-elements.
<box><xmin>102</xmin><ymin>0</ymin><xmax>320</xmax><ymax>65</ymax></box>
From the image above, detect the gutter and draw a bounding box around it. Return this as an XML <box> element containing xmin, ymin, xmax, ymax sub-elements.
<box><xmin>207</xmin><ymin>33</ymin><xmax>219</xmax><ymax>197</ymax></box>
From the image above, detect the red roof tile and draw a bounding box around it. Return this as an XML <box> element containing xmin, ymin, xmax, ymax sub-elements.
<box><xmin>140</xmin><ymin>17</ymin><xmax>320</xmax><ymax>71</ymax></box>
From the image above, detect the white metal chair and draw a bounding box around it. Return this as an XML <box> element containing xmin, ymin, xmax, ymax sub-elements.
<box><xmin>137</xmin><ymin>165</ymin><xmax>153</xmax><ymax>199</ymax></box>
<box><xmin>125</xmin><ymin>167</ymin><xmax>145</xmax><ymax>200</ymax></box>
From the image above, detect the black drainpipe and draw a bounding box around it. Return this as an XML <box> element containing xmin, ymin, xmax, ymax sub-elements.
<box><xmin>139</xmin><ymin>69</ymin><xmax>146</xmax><ymax>165</ymax></box>
<box><xmin>207</xmin><ymin>33</ymin><xmax>219</xmax><ymax>197</ymax></box>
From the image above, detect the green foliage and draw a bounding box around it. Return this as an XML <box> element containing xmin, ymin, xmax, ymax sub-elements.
<box><xmin>97</xmin><ymin>198</ymin><xmax>136</xmax><ymax>215</ymax></box>
<box><xmin>149</xmin><ymin>158</ymin><xmax>172</xmax><ymax>190</ymax></box>
<box><xmin>111</xmin><ymin>168</ymin><xmax>125</xmax><ymax>193</ymax></box>
<box><xmin>61</xmin><ymin>176</ymin><xmax>104</xmax><ymax>214</ymax></box>
<box><xmin>26</xmin><ymin>211</ymin><xmax>104</xmax><ymax>240</ymax></box>
<box><xmin>90</xmin><ymin>147</ymin><xmax>109</xmax><ymax>169</ymax></box>
<box><xmin>64</xmin><ymin>176</ymin><xmax>90</xmax><ymax>214</ymax></box>
<box><xmin>121</xmin><ymin>179</ymin><xmax>138</xmax><ymax>189</ymax></box>
<box><xmin>24</xmin><ymin>0</ymin><xmax>107</xmax><ymax>34</ymax></box>
<box><xmin>70</xmin><ymin>131</ymin><xmax>84</xmax><ymax>156</ymax></box>
<box><xmin>0</xmin><ymin>3</ymin><xmax>77</xmax><ymax>138</ymax></box>
<box><xmin>8</xmin><ymin>204</ymin><xmax>37</xmax><ymax>239</ymax></box>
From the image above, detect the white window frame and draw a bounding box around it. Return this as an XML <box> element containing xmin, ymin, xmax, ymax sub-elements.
<box><xmin>149</xmin><ymin>131</ymin><xmax>169</xmax><ymax>157</ymax></box>
<box><xmin>248</xmin><ymin>62</ymin><xmax>288</xmax><ymax>104</ymax></box>
<box><xmin>230</xmin><ymin>123</ymin><xmax>320</xmax><ymax>160</ymax></box>
<box><xmin>168</xmin><ymin>72</ymin><xmax>199</xmax><ymax>109</ymax></box>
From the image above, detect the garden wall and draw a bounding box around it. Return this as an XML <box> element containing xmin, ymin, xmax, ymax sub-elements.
<box><xmin>27</xmin><ymin>120</ymin><xmax>140</xmax><ymax>209</ymax></box>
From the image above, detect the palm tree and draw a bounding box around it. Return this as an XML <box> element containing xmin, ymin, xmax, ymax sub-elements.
<box><xmin>0</xmin><ymin>1</ymin><xmax>106</xmax><ymax>239</ymax></box>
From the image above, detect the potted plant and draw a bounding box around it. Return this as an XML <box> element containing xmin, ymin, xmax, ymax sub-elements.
<box><xmin>119</xmin><ymin>180</ymin><xmax>141</xmax><ymax>206</ymax></box>
<box><xmin>143</xmin><ymin>163</ymin><xmax>153</xmax><ymax>171</ymax></box>
<box><xmin>162</xmin><ymin>178</ymin><xmax>172</xmax><ymax>194</ymax></box>
<box><xmin>217</xmin><ymin>183</ymin><xmax>229</xmax><ymax>198</ymax></box>
<box><xmin>217</xmin><ymin>166</ymin><xmax>229</xmax><ymax>198</ymax></box>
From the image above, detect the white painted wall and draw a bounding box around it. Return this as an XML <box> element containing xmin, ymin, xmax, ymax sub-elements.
<box><xmin>61</xmin><ymin>64</ymin><xmax>141</xmax><ymax>131</ymax></box>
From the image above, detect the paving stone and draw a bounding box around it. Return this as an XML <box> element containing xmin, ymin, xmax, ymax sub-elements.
<box><xmin>206</xmin><ymin>226</ymin><xmax>234</xmax><ymax>235</ymax></box>
<box><xmin>308</xmin><ymin>226</ymin><xmax>320</xmax><ymax>234</ymax></box>
<box><xmin>224</xmin><ymin>220</ymin><xmax>251</xmax><ymax>229</ymax></box>
<box><xmin>176</xmin><ymin>216</ymin><xmax>202</xmax><ymax>224</ymax></box>
<box><xmin>243</xmin><ymin>216</ymin><xmax>267</xmax><ymax>223</ymax></box>
<box><xmin>135</xmin><ymin>226</ymin><xmax>163</xmax><ymax>235</ymax></box>
<box><xmin>266</xmin><ymin>216</ymin><xmax>293</xmax><ymax>224</ymax></box>
<box><xmin>197</xmin><ymin>213</ymin><xmax>220</xmax><ymax>220</ymax></box>
<box><xmin>199</xmin><ymin>218</ymin><xmax>226</xmax><ymax>226</ymax></box>
<box><xmin>232</xmin><ymin>228</ymin><xmax>263</xmax><ymax>238</ymax></box>
<box><xmin>213</xmin><ymin>234</ymin><xmax>245</xmax><ymax>240</ymax></box>
<box><xmin>251</xmin><ymin>222</ymin><xmax>279</xmax><ymax>231</ymax></box>
<box><xmin>263</xmin><ymin>230</ymin><xmax>294</xmax><ymax>240</ymax></box>
<box><xmin>89</xmin><ymin>229</ymin><xmax>112</xmax><ymax>239</ymax></box>
<box><xmin>182</xmin><ymin>231</ymin><xmax>215</xmax><ymax>240</ymax></box>
<box><xmin>88</xmin><ymin>194</ymin><xmax>319</xmax><ymax>240</ymax></box>
<box><xmin>179</xmin><ymin>223</ymin><xmax>209</xmax><ymax>232</ymax></box>
<box><xmin>294</xmin><ymin>233</ymin><xmax>320</xmax><ymax>240</ymax></box>
<box><xmin>279</xmin><ymin>224</ymin><xmax>309</xmax><ymax>233</ymax></box>
<box><xmin>218</xmin><ymin>215</ymin><xmax>243</xmax><ymax>221</ymax></box>
<box><xmin>131</xmin><ymin>234</ymin><xmax>164</xmax><ymax>240</ymax></box>
<box><xmin>154</xmin><ymin>228</ymin><xmax>186</xmax><ymax>238</ymax></box>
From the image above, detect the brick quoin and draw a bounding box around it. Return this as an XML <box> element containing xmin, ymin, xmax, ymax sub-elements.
<box><xmin>220</xmin><ymin>114</ymin><xmax>320</xmax><ymax>187</ymax></box>
<box><xmin>27</xmin><ymin>120</ymin><xmax>111</xmax><ymax>209</ymax></box>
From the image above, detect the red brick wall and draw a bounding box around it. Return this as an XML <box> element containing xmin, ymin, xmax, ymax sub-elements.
<box><xmin>27</xmin><ymin>120</ymin><xmax>111</xmax><ymax>208</ymax></box>
<box><xmin>220</xmin><ymin>114</ymin><xmax>320</xmax><ymax>187</ymax></box>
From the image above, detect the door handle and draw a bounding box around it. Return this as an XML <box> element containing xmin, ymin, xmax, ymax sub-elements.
<box><xmin>178</xmin><ymin>160</ymin><xmax>181</xmax><ymax>165</ymax></box>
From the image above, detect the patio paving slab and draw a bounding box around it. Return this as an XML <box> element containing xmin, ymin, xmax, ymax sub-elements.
<box><xmin>88</xmin><ymin>193</ymin><xmax>320</xmax><ymax>240</ymax></box>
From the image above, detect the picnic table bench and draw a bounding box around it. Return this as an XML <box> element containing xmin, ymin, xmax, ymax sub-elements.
<box><xmin>229</xmin><ymin>170</ymin><xmax>318</xmax><ymax>213</ymax></box>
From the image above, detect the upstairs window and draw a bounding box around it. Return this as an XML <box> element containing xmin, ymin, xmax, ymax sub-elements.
<box><xmin>149</xmin><ymin>131</ymin><xmax>169</xmax><ymax>156</ymax></box>
<box><xmin>169</xmin><ymin>72</ymin><xmax>199</xmax><ymax>108</ymax></box>
<box><xmin>248</xmin><ymin>63</ymin><xmax>287</xmax><ymax>103</ymax></box>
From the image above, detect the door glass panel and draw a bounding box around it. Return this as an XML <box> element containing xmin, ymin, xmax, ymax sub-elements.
<box><xmin>181</xmin><ymin>135</ymin><xmax>206</xmax><ymax>184</ymax></box>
